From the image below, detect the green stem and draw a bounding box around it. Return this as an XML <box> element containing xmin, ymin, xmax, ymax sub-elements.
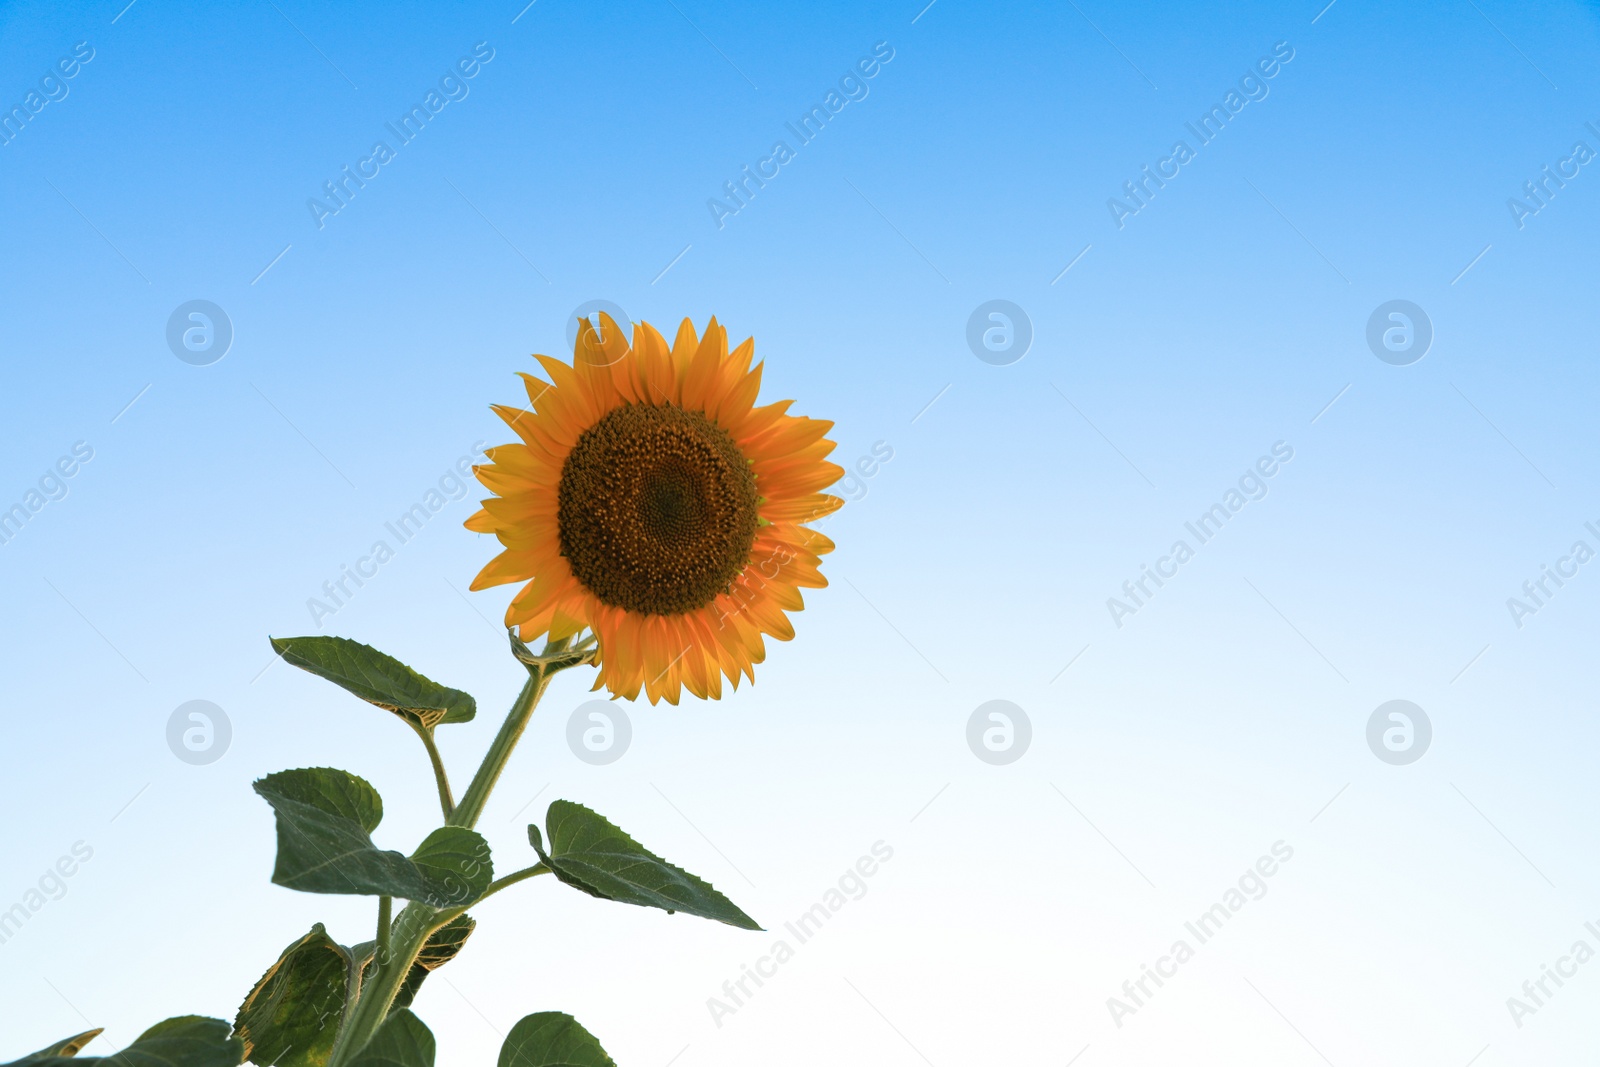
<box><xmin>410</xmin><ymin>722</ymin><xmax>455</xmax><ymax>820</ymax></box>
<box><xmin>331</xmin><ymin>949</ymin><xmax>368</xmax><ymax>1060</ymax></box>
<box><xmin>449</xmin><ymin>674</ymin><xmax>541</xmax><ymax>830</ymax></box>
<box><xmin>328</xmin><ymin>636</ymin><xmax>592</xmax><ymax>1065</ymax></box>
<box><xmin>375</xmin><ymin>896</ymin><xmax>392</xmax><ymax>963</ymax></box>
<box><xmin>482</xmin><ymin>862</ymin><xmax>550</xmax><ymax>899</ymax></box>
<box><xmin>422</xmin><ymin>865</ymin><xmax>551</xmax><ymax>945</ymax></box>
<box><xmin>327</xmin><ymin>901</ymin><xmax>440</xmax><ymax>1067</ymax></box>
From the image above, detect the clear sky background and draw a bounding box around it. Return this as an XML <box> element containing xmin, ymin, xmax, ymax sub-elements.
<box><xmin>2</xmin><ymin>0</ymin><xmax>1600</xmax><ymax>1063</ymax></box>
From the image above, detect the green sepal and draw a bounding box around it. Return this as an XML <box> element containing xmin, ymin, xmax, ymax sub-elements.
<box><xmin>508</xmin><ymin>633</ymin><xmax>596</xmax><ymax>678</ymax></box>
<box><xmin>270</xmin><ymin>636</ymin><xmax>476</xmax><ymax>727</ymax></box>
<box><xmin>497</xmin><ymin>1013</ymin><xmax>615</xmax><ymax>1067</ymax></box>
<box><xmin>255</xmin><ymin>768</ymin><xmax>492</xmax><ymax>906</ymax></box>
<box><xmin>530</xmin><ymin>800</ymin><xmax>760</xmax><ymax>930</ymax></box>
<box><xmin>234</xmin><ymin>924</ymin><xmax>352</xmax><ymax>1067</ymax></box>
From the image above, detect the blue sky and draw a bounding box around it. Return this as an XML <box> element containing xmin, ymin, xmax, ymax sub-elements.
<box><xmin>2</xmin><ymin>0</ymin><xmax>1600</xmax><ymax>1063</ymax></box>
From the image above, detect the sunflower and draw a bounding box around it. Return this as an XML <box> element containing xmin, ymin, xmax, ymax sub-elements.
<box><xmin>466</xmin><ymin>314</ymin><xmax>843</xmax><ymax>704</ymax></box>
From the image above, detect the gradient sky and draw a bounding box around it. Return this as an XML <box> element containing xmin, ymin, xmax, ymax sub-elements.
<box><xmin>3</xmin><ymin>0</ymin><xmax>1600</xmax><ymax>1063</ymax></box>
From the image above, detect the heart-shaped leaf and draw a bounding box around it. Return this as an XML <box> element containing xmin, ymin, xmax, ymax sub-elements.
<box><xmin>234</xmin><ymin>924</ymin><xmax>351</xmax><ymax>1067</ymax></box>
<box><xmin>530</xmin><ymin>801</ymin><xmax>760</xmax><ymax>930</ymax></box>
<box><xmin>270</xmin><ymin>636</ymin><xmax>475</xmax><ymax>728</ymax></box>
<box><xmin>3</xmin><ymin>1017</ymin><xmax>242</xmax><ymax>1067</ymax></box>
<box><xmin>409</xmin><ymin>829</ymin><xmax>494</xmax><ymax>907</ymax></box>
<box><xmin>497</xmin><ymin>1013</ymin><xmax>615</xmax><ymax>1067</ymax></box>
<box><xmin>256</xmin><ymin>768</ymin><xmax>492</xmax><ymax>906</ymax></box>
<box><xmin>347</xmin><ymin>1010</ymin><xmax>433</xmax><ymax>1067</ymax></box>
<box><xmin>391</xmin><ymin>915</ymin><xmax>476</xmax><ymax>1012</ymax></box>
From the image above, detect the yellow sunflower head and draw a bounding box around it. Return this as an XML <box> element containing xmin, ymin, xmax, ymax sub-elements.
<box><xmin>467</xmin><ymin>314</ymin><xmax>843</xmax><ymax>704</ymax></box>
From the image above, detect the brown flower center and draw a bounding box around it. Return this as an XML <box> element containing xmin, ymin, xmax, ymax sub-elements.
<box><xmin>558</xmin><ymin>403</ymin><xmax>759</xmax><ymax>616</ymax></box>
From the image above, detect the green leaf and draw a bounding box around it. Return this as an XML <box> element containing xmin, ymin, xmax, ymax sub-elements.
<box><xmin>270</xmin><ymin>636</ymin><xmax>476</xmax><ymax>728</ymax></box>
<box><xmin>346</xmin><ymin>1010</ymin><xmax>433</xmax><ymax>1067</ymax></box>
<box><xmin>255</xmin><ymin>768</ymin><xmax>493</xmax><ymax>906</ymax></box>
<box><xmin>4</xmin><ymin>1017</ymin><xmax>242</xmax><ymax>1067</ymax></box>
<box><xmin>497</xmin><ymin>1013</ymin><xmax>615</xmax><ymax>1067</ymax></box>
<box><xmin>31</xmin><ymin>1034</ymin><xmax>101</xmax><ymax>1059</ymax></box>
<box><xmin>260</xmin><ymin>765</ymin><xmax>386</xmax><ymax>835</ymax></box>
<box><xmin>391</xmin><ymin>915</ymin><xmax>476</xmax><ymax>1013</ymax></box>
<box><xmin>530</xmin><ymin>801</ymin><xmax>760</xmax><ymax>930</ymax></box>
<box><xmin>5</xmin><ymin>1032</ymin><xmax>102</xmax><ymax>1062</ymax></box>
<box><xmin>410</xmin><ymin>829</ymin><xmax>494</xmax><ymax>906</ymax></box>
<box><xmin>234</xmin><ymin>924</ymin><xmax>351</xmax><ymax>1067</ymax></box>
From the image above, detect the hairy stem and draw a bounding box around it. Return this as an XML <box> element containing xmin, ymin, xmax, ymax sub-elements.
<box><xmin>330</xmin><ymin>949</ymin><xmax>368</xmax><ymax>1062</ymax></box>
<box><xmin>410</xmin><ymin>722</ymin><xmax>455</xmax><ymax>820</ymax></box>
<box><xmin>327</xmin><ymin>901</ymin><xmax>440</xmax><ymax>1067</ymax></box>
<box><xmin>451</xmin><ymin>633</ymin><xmax>592</xmax><ymax>829</ymax></box>
<box><xmin>449</xmin><ymin>674</ymin><xmax>542</xmax><ymax>830</ymax></box>
<box><xmin>328</xmin><ymin>636</ymin><xmax>592</xmax><ymax>1064</ymax></box>
<box><xmin>375</xmin><ymin>896</ymin><xmax>392</xmax><ymax>963</ymax></box>
<box><xmin>483</xmin><ymin>862</ymin><xmax>551</xmax><ymax>898</ymax></box>
<box><xmin>422</xmin><ymin>864</ymin><xmax>551</xmax><ymax>948</ymax></box>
